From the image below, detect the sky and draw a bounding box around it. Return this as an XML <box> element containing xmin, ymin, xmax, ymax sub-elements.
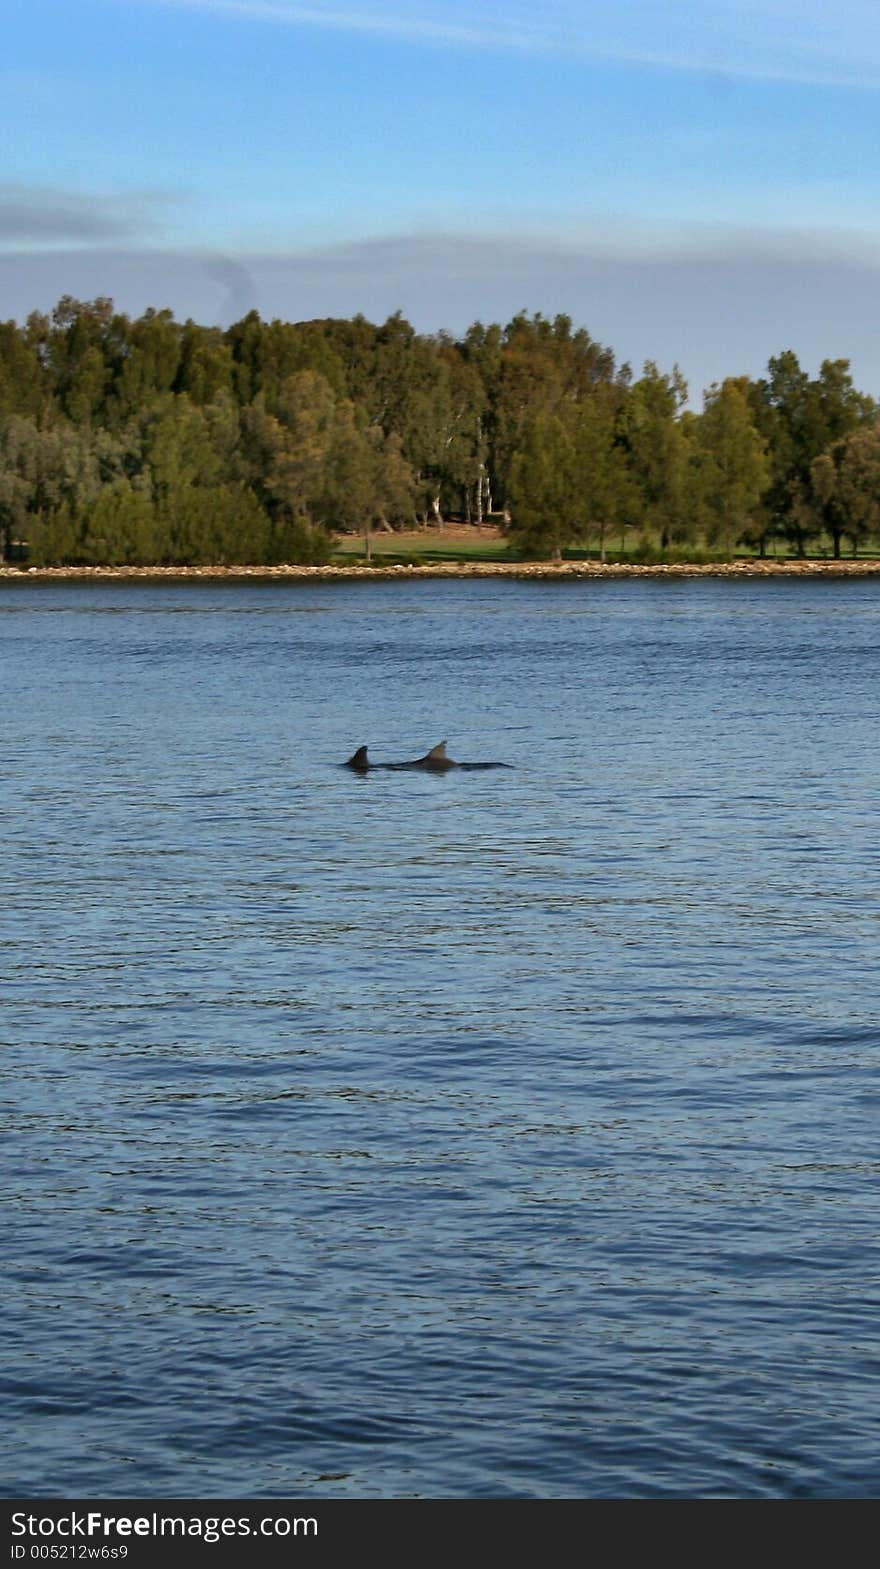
<box><xmin>2</xmin><ymin>0</ymin><xmax>879</xmax><ymax>399</ymax></box>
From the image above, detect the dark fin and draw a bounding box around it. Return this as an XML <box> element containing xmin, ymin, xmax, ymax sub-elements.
<box><xmin>346</xmin><ymin>745</ymin><xmax>370</xmax><ymax>770</ymax></box>
<box><xmin>420</xmin><ymin>740</ymin><xmax>456</xmax><ymax>769</ymax></box>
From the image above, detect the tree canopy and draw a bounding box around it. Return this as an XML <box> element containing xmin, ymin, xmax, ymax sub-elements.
<box><xmin>0</xmin><ymin>298</ymin><xmax>876</xmax><ymax>566</ymax></box>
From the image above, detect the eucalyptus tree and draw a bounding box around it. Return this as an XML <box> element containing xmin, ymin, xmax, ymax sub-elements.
<box><xmin>396</xmin><ymin>352</ymin><xmax>484</xmax><ymax>525</ymax></box>
<box><xmin>507</xmin><ymin>412</ymin><xmax>579</xmax><ymax>559</ymax></box>
<box><xmin>692</xmin><ymin>378</ymin><xmax>770</xmax><ymax>558</ymax></box>
<box><xmin>0</xmin><ymin>412</ymin><xmax>117</xmax><ymax>562</ymax></box>
<box><xmin>752</xmin><ymin>352</ymin><xmax>876</xmax><ymax>553</ymax></box>
<box><xmin>175</xmin><ymin>322</ymin><xmax>235</xmax><ymax>405</ymax></box>
<box><xmin>312</xmin><ymin>407</ymin><xmax>415</xmax><ymax>556</ymax></box>
<box><xmin>489</xmin><ymin>312</ymin><xmax>619</xmax><ymax>513</ymax></box>
<box><xmin>225</xmin><ymin>311</ymin><xmax>347</xmax><ymax>405</ymax></box>
<box><xmin>74</xmin><ymin>481</ymin><xmax>160</xmax><ymax>565</ymax></box>
<box><xmin>810</xmin><ymin>423</ymin><xmax>880</xmax><ymax>557</ymax></box>
<box><xmin>265</xmin><ymin>370</ymin><xmax>338</xmax><ymax>517</ymax></box>
<box><xmin>568</xmin><ymin>391</ymin><xmax>636</xmax><ymax>561</ymax></box>
<box><xmin>0</xmin><ymin>320</ymin><xmax>48</xmax><ymax>418</ymax></box>
<box><xmin>107</xmin><ymin>307</ymin><xmax>182</xmax><ymax>424</ymax></box>
<box><xmin>619</xmin><ymin>362</ymin><xmax>689</xmax><ymax>551</ymax></box>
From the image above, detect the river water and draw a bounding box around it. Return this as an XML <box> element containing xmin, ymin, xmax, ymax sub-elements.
<box><xmin>1</xmin><ymin>575</ymin><xmax>878</xmax><ymax>1498</ymax></box>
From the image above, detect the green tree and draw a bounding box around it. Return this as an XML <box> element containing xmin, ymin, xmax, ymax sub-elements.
<box><xmin>692</xmin><ymin>378</ymin><xmax>770</xmax><ymax>557</ymax></box>
<box><xmin>45</xmin><ymin>296</ymin><xmax>115</xmax><ymax>423</ymax></box>
<box><xmin>0</xmin><ymin>413</ymin><xmax>108</xmax><ymax>558</ymax></box>
<box><xmin>314</xmin><ymin>414</ymin><xmax>415</xmax><ymax>557</ymax></box>
<box><xmin>76</xmin><ymin>481</ymin><xmax>160</xmax><ymax>565</ymax></box>
<box><xmin>226</xmin><ymin>312</ymin><xmax>347</xmax><ymax>406</ymax></box>
<box><xmin>569</xmin><ymin>394</ymin><xmax>636</xmax><ymax>560</ymax></box>
<box><xmin>397</xmin><ymin>355</ymin><xmax>481</xmax><ymax>525</ymax></box>
<box><xmin>265</xmin><ymin>371</ymin><xmax>338</xmax><ymax>518</ymax></box>
<box><xmin>175</xmin><ymin>323</ymin><xmax>234</xmax><ymax>405</ymax></box>
<box><xmin>490</xmin><ymin>312</ymin><xmax>620</xmax><ymax>514</ymax></box>
<box><xmin>619</xmin><ymin>362</ymin><xmax>689</xmax><ymax>552</ymax></box>
<box><xmin>752</xmin><ymin>352</ymin><xmax>876</xmax><ymax>555</ymax></box>
<box><xmin>168</xmin><ymin>483</ymin><xmax>270</xmax><ymax>565</ymax></box>
<box><xmin>0</xmin><ymin>321</ymin><xmax>47</xmax><ymax>418</ymax></box>
<box><xmin>109</xmin><ymin>308</ymin><xmax>182</xmax><ymax>423</ymax></box>
<box><xmin>507</xmin><ymin>413</ymin><xmax>578</xmax><ymax>559</ymax></box>
<box><xmin>810</xmin><ymin>423</ymin><xmax>880</xmax><ymax>557</ymax></box>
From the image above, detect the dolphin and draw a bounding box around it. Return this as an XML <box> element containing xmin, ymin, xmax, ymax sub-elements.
<box><xmin>403</xmin><ymin>741</ymin><xmax>457</xmax><ymax>771</ymax></box>
<box><xmin>344</xmin><ymin>741</ymin><xmax>509</xmax><ymax>771</ymax></box>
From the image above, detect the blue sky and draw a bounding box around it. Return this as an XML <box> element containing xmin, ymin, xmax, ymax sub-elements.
<box><xmin>3</xmin><ymin>0</ymin><xmax>879</xmax><ymax>398</ymax></box>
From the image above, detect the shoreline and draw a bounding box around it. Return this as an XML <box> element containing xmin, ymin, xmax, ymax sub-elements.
<box><xmin>4</xmin><ymin>558</ymin><xmax>880</xmax><ymax>583</ymax></box>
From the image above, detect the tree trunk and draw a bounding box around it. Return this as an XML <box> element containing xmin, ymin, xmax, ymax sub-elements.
<box><xmin>431</xmin><ymin>494</ymin><xmax>443</xmax><ymax>526</ymax></box>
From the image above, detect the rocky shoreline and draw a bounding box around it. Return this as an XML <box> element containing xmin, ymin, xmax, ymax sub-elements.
<box><xmin>3</xmin><ymin>558</ymin><xmax>880</xmax><ymax>583</ymax></box>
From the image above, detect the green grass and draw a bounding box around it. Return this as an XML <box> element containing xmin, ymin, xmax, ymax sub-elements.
<box><xmin>331</xmin><ymin>537</ymin><xmax>518</xmax><ymax>565</ymax></box>
<box><xmin>330</xmin><ymin>531</ymin><xmax>880</xmax><ymax>569</ymax></box>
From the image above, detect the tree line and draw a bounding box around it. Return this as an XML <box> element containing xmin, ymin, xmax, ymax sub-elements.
<box><xmin>0</xmin><ymin>295</ymin><xmax>878</xmax><ymax>566</ymax></box>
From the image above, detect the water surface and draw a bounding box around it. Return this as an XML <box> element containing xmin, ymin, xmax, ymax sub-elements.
<box><xmin>1</xmin><ymin>576</ymin><xmax>878</xmax><ymax>1497</ymax></box>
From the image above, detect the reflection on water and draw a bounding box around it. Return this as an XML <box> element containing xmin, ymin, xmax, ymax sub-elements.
<box><xmin>1</xmin><ymin>576</ymin><xmax>879</xmax><ymax>1497</ymax></box>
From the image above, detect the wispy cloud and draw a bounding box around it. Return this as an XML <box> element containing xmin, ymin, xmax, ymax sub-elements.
<box><xmin>138</xmin><ymin>0</ymin><xmax>880</xmax><ymax>87</ymax></box>
<box><xmin>0</xmin><ymin>184</ymin><xmax>175</xmax><ymax>248</ymax></box>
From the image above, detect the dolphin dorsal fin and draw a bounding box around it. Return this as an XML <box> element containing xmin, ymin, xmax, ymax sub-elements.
<box><xmin>348</xmin><ymin>745</ymin><xmax>369</xmax><ymax>768</ymax></box>
<box><xmin>426</xmin><ymin>742</ymin><xmax>448</xmax><ymax>760</ymax></box>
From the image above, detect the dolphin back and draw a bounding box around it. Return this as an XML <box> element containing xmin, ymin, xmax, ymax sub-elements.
<box><xmin>343</xmin><ymin>740</ymin><xmax>510</xmax><ymax>770</ymax></box>
<box><xmin>420</xmin><ymin>741</ymin><xmax>455</xmax><ymax>769</ymax></box>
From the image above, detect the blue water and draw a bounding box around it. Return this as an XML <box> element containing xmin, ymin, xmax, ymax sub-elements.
<box><xmin>1</xmin><ymin>575</ymin><xmax>878</xmax><ymax>1498</ymax></box>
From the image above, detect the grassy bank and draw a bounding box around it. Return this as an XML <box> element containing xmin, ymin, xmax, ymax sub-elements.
<box><xmin>330</xmin><ymin>524</ymin><xmax>880</xmax><ymax>569</ymax></box>
<box><xmin>331</xmin><ymin>525</ymin><xmax>514</xmax><ymax>565</ymax></box>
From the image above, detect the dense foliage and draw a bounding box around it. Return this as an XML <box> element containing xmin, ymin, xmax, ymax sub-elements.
<box><xmin>0</xmin><ymin>296</ymin><xmax>877</xmax><ymax>565</ymax></box>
